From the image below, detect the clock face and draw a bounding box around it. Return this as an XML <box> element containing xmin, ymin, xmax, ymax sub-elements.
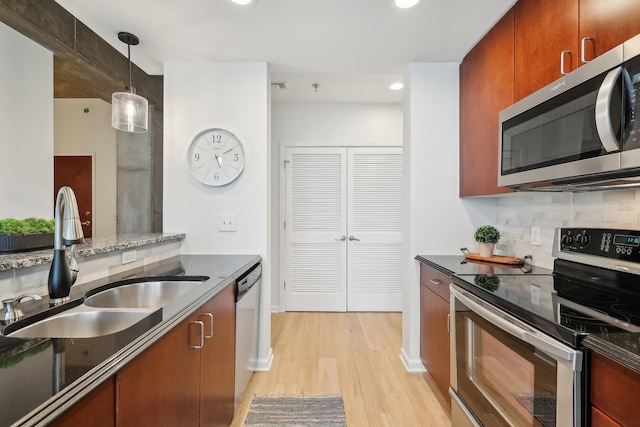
<box><xmin>187</xmin><ymin>128</ymin><xmax>245</xmax><ymax>186</ymax></box>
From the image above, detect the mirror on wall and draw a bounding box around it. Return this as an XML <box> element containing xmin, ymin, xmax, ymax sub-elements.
<box><xmin>0</xmin><ymin>19</ymin><xmax>160</xmax><ymax>238</ymax></box>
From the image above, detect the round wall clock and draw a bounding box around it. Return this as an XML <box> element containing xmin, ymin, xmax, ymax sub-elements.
<box><xmin>187</xmin><ymin>128</ymin><xmax>246</xmax><ymax>186</ymax></box>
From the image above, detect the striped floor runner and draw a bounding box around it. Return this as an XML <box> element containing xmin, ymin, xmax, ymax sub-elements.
<box><xmin>245</xmin><ymin>395</ymin><xmax>347</xmax><ymax>426</ymax></box>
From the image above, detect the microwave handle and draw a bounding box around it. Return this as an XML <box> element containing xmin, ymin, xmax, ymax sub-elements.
<box><xmin>595</xmin><ymin>66</ymin><xmax>623</xmax><ymax>153</ymax></box>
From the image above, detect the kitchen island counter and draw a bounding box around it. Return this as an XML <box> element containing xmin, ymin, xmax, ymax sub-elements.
<box><xmin>0</xmin><ymin>254</ymin><xmax>260</xmax><ymax>427</ymax></box>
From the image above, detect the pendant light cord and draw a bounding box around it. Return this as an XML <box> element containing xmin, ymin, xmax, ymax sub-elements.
<box><xmin>127</xmin><ymin>43</ymin><xmax>133</xmax><ymax>92</ymax></box>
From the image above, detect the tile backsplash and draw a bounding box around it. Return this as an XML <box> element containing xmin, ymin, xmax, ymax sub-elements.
<box><xmin>494</xmin><ymin>189</ymin><xmax>640</xmax><ymax>269</ymax></box>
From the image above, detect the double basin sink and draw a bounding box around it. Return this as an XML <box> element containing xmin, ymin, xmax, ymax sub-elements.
<box><xmin>3</xmin><ymin>280</ymin><xmax>204</xmax><ymax>339</ymax></box>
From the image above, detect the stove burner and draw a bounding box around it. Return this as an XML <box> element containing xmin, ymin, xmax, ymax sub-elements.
<box><xmin>610</xmin><ymin>304</ymin><xmax>640</xmax><ymax>324</ymax></box>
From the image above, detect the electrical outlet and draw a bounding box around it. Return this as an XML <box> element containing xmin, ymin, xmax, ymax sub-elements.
<box><xmin>121</xmin><ymin>249</ymin><xmax>137</xmax><ymax>264</ymax></box>
<box><xmin>218</xmin><ymin>214</ymin><xmax>237</xmax><ymax>232</ymax></box>
<box><xmin>530</xmin><ymin>227</ymin><xmax>542</xmax><ymax>246</ymax></box>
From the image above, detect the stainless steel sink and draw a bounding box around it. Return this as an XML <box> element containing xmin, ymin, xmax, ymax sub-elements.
<box><xmin>83</xmin><ymin>281</ymin><xmax>202</xmax><ymax>310</ymax></box>
<box><xmin>4</xmin><ymin>306</ymin><xmax>153</xmax><ymax>339</ymax></box>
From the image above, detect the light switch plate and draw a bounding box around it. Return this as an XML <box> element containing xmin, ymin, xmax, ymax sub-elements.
<box><xmin>218</xmin><ymin>214</ymin><xmax>237</xmax><ymax>232</ymax></box>
<box><xmin>122</xmin><ymin>249</ymin><xmax>137</xmax><ymax>264</ymax></box>
<box><xmin>530</xmin><ymin>227</ymin><xmax>541</xmax><ymax>246</ymax></box>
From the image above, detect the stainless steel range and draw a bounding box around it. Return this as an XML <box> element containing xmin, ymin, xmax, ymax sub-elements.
<box><xmin>449</xmin><ymin>227</ymin><xmax>640</xmax><ymax>427</ymax></box>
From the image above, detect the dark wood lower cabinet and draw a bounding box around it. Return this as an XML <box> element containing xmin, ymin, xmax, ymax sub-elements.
<box><xmin>591</xmin><ymin>406</ymin><xmax>622</xmax><ymax>427</ymax></box>
<box><xmin>590</xmin><ymin>351</ymin><xmax>640</xmax><ymax>426</ymax></box>
<box><xmin>419</xmin><ymin>263</ymin><xmax>451</xmax><ymax>407</ymax></box>
<box><xmin>50</xmin><ymin>377</ymin><xmax>116</xmax><ymax>427</ymax></box>
<box><xmin>117</xmin><ymin>284</ymin><xmax>236</xmax><ymax>426</ymax></box>
<box><xmin>116</xmin><ymin>311</ymin><xmax>201</xmax><ymax>426</ymax></box>
<box><xmin>200</xmin><ymin>283</ymin><xmax>236</xmax><ymax>426</ymax></box>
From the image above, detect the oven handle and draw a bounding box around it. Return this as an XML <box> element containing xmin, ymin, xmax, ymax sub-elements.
<box><xmin>451</xmin><ymin>285</ymin><xmax>579</xmax><ymax>366</ymax></box>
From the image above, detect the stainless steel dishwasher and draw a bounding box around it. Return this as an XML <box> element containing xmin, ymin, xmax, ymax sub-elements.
<box><xmin>235</xmin><ymin>262</ymin><xmax>261</xmax><ymax>408</ymax></box>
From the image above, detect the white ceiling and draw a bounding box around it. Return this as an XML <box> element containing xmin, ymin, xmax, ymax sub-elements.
<box><xmin>54</xmin><ymin>0</ymin><xmax>515</xmax><ymax>103</ymax></box>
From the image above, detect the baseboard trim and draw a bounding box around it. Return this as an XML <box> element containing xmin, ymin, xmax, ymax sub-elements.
<box><xmin>399</xmin><ymin>347</ymin><xmax>426</xmax><ymax>373</ymax></box>
<box><xmin>255</xmin><ymin>347</ymin><xmax>274</xmax><ymax>371</ymax></box>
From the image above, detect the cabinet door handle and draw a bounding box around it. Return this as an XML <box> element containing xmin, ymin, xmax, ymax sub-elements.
<box><xmin>201</xmin><ymin>313</ymin><xmax>214</xmax><ymax>338</ymax></box>
<box><xmin>581</xmin><ymin>36</ymin><xmax>593</xmax><ymax>64</ymax></box>
<box><xmin>335</xmin><ymin>235</ymin><xmax>347</xmax><ymax>241</ymax></box>
<box><xmin>189</xmin><ymin>320</ymin><xmax>205</xmax><ymax>349</ymax></box>
<box><xmin>348</xmin><ymin>235</ymin><xmax>360</xmax><ymax>241</ymax></box>
<box><xmin>429</xmin><ymin>278</ymin><xmax>442</xmax><ymax>286</ymax></box>
<box><xmin>447</xmin><ymin>313</ymin><xmax>451</xmax><ymax>332</ymax></box>
<box><xmin>560</xmin><ymin>50</ymin><xmax>571</xmax><ymax>75</ymax></box>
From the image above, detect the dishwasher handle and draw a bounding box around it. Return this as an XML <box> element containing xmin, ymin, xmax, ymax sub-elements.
<box><xmin>236</xmin><ymin>263</ymin><xmax>262</xmax><ymax>301</ymax></box>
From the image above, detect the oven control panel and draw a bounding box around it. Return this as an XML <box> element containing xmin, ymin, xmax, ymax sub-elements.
<box><xmin>558</xmin><ymin>228</ymin><xmax>640</xmax><ymax>261</ymax></box>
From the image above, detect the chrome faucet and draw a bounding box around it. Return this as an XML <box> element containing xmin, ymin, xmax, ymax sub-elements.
<box><xmin>48</xmin><ymin>186</ymin><xmax>84</xmax><ymax>304</ymax></box>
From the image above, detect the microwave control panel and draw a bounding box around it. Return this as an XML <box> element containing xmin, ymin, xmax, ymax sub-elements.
<box><xmin>559</xmin><ymin>228</ymin><xmax>640</xmax><ymax>261</ymax></box>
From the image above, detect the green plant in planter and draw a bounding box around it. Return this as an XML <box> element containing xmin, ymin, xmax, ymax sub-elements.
<box><xmin>474</xmin><ymin>225</ymin><xmax>501</xmax><ymax>244</ymax></box>
<box><xmin>0</xmin><ymin>218</ymin><xmax>55</xmax><ymax>235</ymax></box>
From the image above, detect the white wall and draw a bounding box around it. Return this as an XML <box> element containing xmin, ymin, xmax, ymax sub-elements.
<box><xmin>163</xmin><ymin>62</ymin><xmax>272</xmax><ymax>369</ymax></box>
<box><xmin>0</xmin><ymin>22</ymin><xmax>53</xmax><ymax>219</ymax></box>
<box><xmin>401</xmin><ymin>63</ymin><xmax>496</xmax><ymax>371</ymax></box>
<box><xmin>272</xmin><ymin>104</ymin><xmax>403</xmax><ymax>147</ymax></box>
<box><xmin>54</xmin><ymin>99</ymin><xmax>117</xmax><ymax>237</ymax></box>
<box><xmin>271</xmin><ymin>103</ymin><xmax>403</xmax><ymax>311</ymax></box>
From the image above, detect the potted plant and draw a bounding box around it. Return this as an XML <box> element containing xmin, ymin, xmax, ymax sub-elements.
<box><xmin>474</xmin><ymin>225</ymin><xmax>501</xmax><ymax>258</ymax></box>
<box><xmin>0</xmin><ymin>218</ymin><xmax>55</xmax><ymax>253</ymax></box>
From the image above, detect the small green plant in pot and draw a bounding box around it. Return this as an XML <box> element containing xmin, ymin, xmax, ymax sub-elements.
<box><xmin>474</xmin><ymin>225</ymin><xmax>501</xmax><ymax>258</ymax></box>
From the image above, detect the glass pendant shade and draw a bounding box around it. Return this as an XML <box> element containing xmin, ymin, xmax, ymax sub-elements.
<box><xmin>112</xmin><ymin>90</ymin><xmax>148</xmax><ymax>133</ymax></box>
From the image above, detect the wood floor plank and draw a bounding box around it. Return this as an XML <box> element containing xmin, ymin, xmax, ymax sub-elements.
<box><xmin>231</xmin><ymin>312</ymin><xmax>451</xmax><ymax>427</ymax></box>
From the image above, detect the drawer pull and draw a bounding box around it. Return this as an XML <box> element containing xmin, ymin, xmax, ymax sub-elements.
<box><xmin>200</xmin><ymin>313</ymin><xmax>214</xmax><ymax>338</ymax></box>
<box><xmin>190</xmin><ymin>320</ymin><xmax>205</xmax><ymax>349</ymax></box>
<box><xmin>429</xmin><ymin>278</ymin><xmax>442</xmax><ymax>286</ymax></box>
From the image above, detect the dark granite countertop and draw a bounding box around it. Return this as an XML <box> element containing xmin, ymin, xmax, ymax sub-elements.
<box><xmin>415</xmin><ymin>254</ymin><xmax>552</xmax><ymax>276</ymax></box>
<box><xmin>0</xmin><ymin>254</ymin><xmax>260</xmax><ymax>427</ymax></box>
<box><xmin>583</xmin><ymin>333</ymin><xmax>640</xmax><ymax>374</ymax></box>
<box><xmin>416</xmin><ymin>254</ymin><xmax>640</xmax><ymax>374</ymax></box>
<box><xmin>0</xmin><ymin>233</ymin><xmax>186</xmax><ymax>272</ymax></box>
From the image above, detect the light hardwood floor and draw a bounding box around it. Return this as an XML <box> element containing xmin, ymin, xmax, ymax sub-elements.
<box><xmin>231</xmin><ymin>312</ymin><xmax>451</xmax><ymax>426</ymax></box>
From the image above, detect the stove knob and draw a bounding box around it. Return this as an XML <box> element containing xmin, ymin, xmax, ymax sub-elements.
<box><xmin>561</xmin><ymin>234</ymin><xmax>574</xmax><ymax>246</ymax></box>
<box><xmin>575</xmin><ymin>234</ymin><xmax>590</xmax><ymax>247</ymax></box>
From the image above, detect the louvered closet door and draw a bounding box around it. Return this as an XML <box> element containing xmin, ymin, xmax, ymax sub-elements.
<box><xmin>285</xmin><ymin>147</ymin><xmax>347</xmax><ymax>311</ymax></box>
<box><xmin>347</xmin><ymin>147</ymin><xmax>403</xmax><ymax>311</ymax></box>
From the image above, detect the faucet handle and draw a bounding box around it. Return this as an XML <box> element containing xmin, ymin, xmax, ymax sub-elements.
<box><xmin>2</xmin><ymin>294</ymin><xmax>42</xmax><ymax>321</ymax></box>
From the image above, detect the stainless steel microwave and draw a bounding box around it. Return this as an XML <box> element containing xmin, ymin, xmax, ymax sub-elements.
<box><xmin>498</xmin><ymin>34</ymin><xmax>640</xmax><ymax>191</ymax></box>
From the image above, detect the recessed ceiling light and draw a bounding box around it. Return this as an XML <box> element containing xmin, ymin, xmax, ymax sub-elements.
<box><xmin>394</xmin><ymin>0</ymin><xmax>420</xmax><ymax>8</ymax></box>
<box><xmin>390</xmin><ymin>82</ymin><xmax>404</xmax><ymax>90</ymax></box>
<box><xmin>229</xmin><ymin>0</ymin><xmax>255</xmax><ymax>5</ymax></box>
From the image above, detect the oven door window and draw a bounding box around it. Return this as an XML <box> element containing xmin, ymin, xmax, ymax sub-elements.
<box><xmin>456</xmin><ymin>310</ymin><xmax>558</xmax><ymax>427</ymax></box>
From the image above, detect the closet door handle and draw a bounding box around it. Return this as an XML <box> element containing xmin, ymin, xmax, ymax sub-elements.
<box><xmin>560</xmin><ymin>50</ymin><xmax>571</xmax><ymax>75</ymax></box>
<box><xmin>335</xmin><ymin>235</ymin><xmax>347</xmax><ymax>241</ymax></box>
<box><xmin>348</xmin><ymin>235</ymin><xmax>360</xmax><ymax>241</ymax></box>
<box><xmin>581</xmin><ymin>36</ymin><xmax>593</xmax><ymax>64</ymax></box>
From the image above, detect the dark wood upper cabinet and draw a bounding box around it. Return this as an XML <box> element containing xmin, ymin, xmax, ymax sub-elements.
<box><xmin>514</xmin><ymin>0</ymin><xmax>640</xmax><ymax>102</ymax></box>
<box><xmin>579</xmin><ymin>0</ymin><xmax>640</xmax><ymax>62</ymax></box>
<box><xmin>514</xmin><ymin>0</ymin><xmax>579</xmax><ymax>101</ymax></box>
<box><xmin>459</xmin><ymin>8</ymin><xmax>514</xmax><ymax>197</ymax></box>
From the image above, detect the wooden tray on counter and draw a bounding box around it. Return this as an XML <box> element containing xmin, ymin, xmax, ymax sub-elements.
<box><xmin>460</xmin><ymin>247</ymin><xmax>530</xmax><ymax>266</ymax></box>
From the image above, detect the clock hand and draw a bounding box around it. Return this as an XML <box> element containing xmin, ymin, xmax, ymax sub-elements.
<box><xmin>215</xmin><ymin>154</ymin><xmax>222</xmax><ymax>168</ymax></box>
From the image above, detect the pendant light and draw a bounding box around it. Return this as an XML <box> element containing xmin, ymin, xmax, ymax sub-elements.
<box><xmin>111</xmin><ymin>32</ymin><xmax>148</xmax><ymax>133</ymax></box>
